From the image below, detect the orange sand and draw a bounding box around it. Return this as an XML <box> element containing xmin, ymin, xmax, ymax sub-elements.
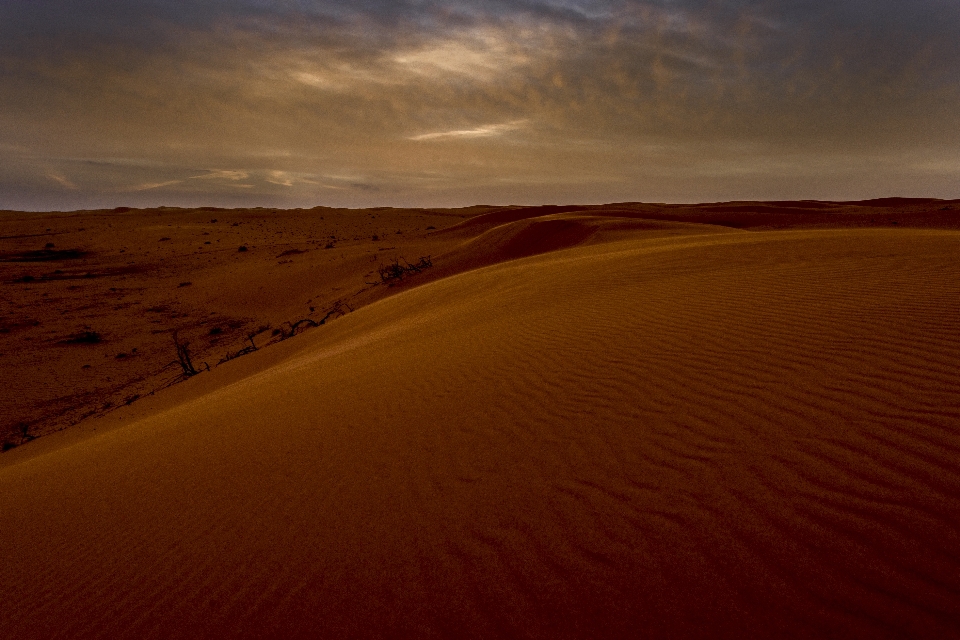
<box><xmin>2</xmin><ymin>201</ymin><xmax>960</xmax><ymax>637</ymax></box>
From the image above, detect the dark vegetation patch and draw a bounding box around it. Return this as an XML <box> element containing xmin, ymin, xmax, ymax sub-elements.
<box><xmin>5</xmin><ymin>265</ymin><xmax>142</xmax><ymax>284</ymax></box>
<box><xmin>60</xmin><ymin>330</ymin><xmax>102</xmax><ymax>345</ymax></box>
<box><xmin>0</xmin><ymin>232</ymin><xmax>63</xmax><ymax>241</ymax></box>
<box><xmin>374</xmin><ymin>256</ymin><xmax>433</xmax><ymax>286</ymax></box>
<box><xmin>2</xmin><ymin>422</ymin><xmax>35</xmax><ymax>452</ymax></box>
<box><xmin>0</xmin><ymin>249</ymin><xmax>87</xmax><ymax>262</ymax></box>
<box><xmin>217</xmin><ymin>325</ymin><xmax>270</xmax><ymax>364</ymax></box>
<box><xmin>0</xmin><ymin>318</ymin><xmax>41</xmax><ymax>334</ymax></box>
<box><xmin>172</xmin><ymin>331</ymin><xmax>208</xmax><ymax>377</ymax></box>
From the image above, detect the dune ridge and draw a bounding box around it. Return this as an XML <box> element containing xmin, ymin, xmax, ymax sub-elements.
<box><xmin>2</xmin><ymin>227</ymin><xmax>960</xmax><ymax>638</ymax></box>
<box><xmin>2</xmin><ymin>201</ymin><xmax>957</xmax><ymax>447</ymax></box>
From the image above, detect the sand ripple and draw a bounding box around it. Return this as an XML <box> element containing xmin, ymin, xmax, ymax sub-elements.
<box><xmin>2</xmin><ymin>228</ymin><xmax>959</xmax><ymax>638</ymax></box>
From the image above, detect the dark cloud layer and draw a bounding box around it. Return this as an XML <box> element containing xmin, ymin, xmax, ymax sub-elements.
<box><xmin>1</xmin><ymin>1</ymin><xmax>958</xmax><ymax>209</ymax></box>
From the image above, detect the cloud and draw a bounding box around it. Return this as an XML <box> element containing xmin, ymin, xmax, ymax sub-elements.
<box><xmin>265</xmin><ymin>170</ymin><xmax>325</xmax><ymax>187</ymax></box>
<box><xmin>125</xmin><ymin>179</ymin><xmax>183</xmax><ymax>192</ymax></box>
<box><xmin>47</xmin><ymin>172</ymin><xmax>77</xmax><ymax>189</ymax></box>
<box><xmin>266</xmin><ymin>170</ymin><xmax>295</xmax><ymax>187</ymax></box>
<box><xmin>1</xmin><ymin>1</ymin><xmax>959</xmax><ymax>209</ymax></box>
<box><xmin>392</xmin><ymin>27</ymin><xmax>537</xmax><ymax>79</ymax></box>
<box><xmin>409</xmin><ymin>120</ymin><xmax>528</xmax><ymax>141</ymax></box>
<box><xmin>190</xmin><ymin>170</ymin><xmax>249</xmax><ymax>181</ymax></box>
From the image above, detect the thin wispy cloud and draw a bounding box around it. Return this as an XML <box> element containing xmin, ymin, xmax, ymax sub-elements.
<box><xmin>125</xmin><ymin>179</ymin><xmax>183</xmax><ymax>192</ymax></box>
<box><xmin>190</xmin><ymin>170</ymin><xmax>249</xmax><ymax>181</ymax></box>
<box><xmin>266</xmin><ymin>171</ymin><xmax>295</xmax><ymax>187</ymax></box>
<box><xmin>265</xmin><ymin>170</ymin><xmax>323</xmax><ymax>187</ymax></box>
<box><xmin>122</xmin><ymin>170</ymin><xmax>248</xmax><ymax>193</ymax></box>
<box><xmin>47</xmin><ymin>172</ymin><xmax>77</xmax><ymax>190</ymax></box>
<box><xmin>392</xmin><ymin>28</ymin><xmax>540</xmax><ymax>80</ymax></box>
<box><xmin>410</xmin><ymin>121</ymin><xmax>528</xmax><ymax>141</ymax></box>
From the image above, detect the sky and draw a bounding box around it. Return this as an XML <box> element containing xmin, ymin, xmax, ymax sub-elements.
<box><xmin>1</xmin><ymin>0</ymin><xmax>958</xmax><ymax>210</ymax></box>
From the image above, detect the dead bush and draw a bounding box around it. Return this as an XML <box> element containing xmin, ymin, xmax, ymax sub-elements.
<box><xmin>172</xmin><ymin>331</ymin><xmax>199</xmax><ymax>376</ymax></box>
<box><xmin>376</xmin><ymin>256</ymin><xmax>433</xmax><ymax>286</ymax></box>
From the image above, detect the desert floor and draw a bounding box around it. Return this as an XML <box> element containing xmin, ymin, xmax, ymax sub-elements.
<box><xmin>2</xmin><ymin>199</ymin><xmax>959</xmax><ymax>637</ymax></box>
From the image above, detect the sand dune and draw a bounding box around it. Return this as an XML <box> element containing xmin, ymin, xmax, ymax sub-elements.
<box><xmin>3</xmin><ymin>225</ymin><xmax>959</xmax><ymax>638</ymax></box>
<box><xmin>2</xmin><ymin>201</ymin><xmax>957</xmax><ymax>445</ymax></box>
<box><xmin>0</xmin><ymin>206</ymin><xmax>476</xmax><ymax>443</ymax></box>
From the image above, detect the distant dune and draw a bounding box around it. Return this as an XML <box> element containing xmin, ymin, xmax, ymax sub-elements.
<box><xmin>2</xmin><ymin>202</ymin><xmax>960</xmax><ymax>637</ymax></box>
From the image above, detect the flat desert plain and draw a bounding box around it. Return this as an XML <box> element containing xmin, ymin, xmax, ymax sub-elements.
<box><xmin>2</xmin><ymin>199</ymin><xmax>960</xmax><ymax>638</ymax></box>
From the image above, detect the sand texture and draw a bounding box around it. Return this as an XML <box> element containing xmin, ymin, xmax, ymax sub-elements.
<box><xmin>2</xmin><ymin>202</ymin><xmax>960</xmax><ymax>637</ymax></box>
<box><xmin>2</xmin><ymin>200</ymin><xmax>957</xmax><ymax>446</ymax></box>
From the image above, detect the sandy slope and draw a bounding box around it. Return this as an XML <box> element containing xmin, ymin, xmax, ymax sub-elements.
<box><xmin>0</xmin><ymin>206</ymin><xmax>473</xmax><ymax>443</ymax></box>
<box><xmin>2</xmin><ymin>200</ymin><xmax>957</xmax><ymax>446</ymax></box>
<box><xmin>2</xmin><ymin>226</ymin><xmax>959</xmax><ymax>638</ymax></box>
